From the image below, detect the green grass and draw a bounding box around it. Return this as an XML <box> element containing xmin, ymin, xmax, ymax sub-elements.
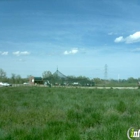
<box><xmin>0</xmin><ymin>87</ymin><xmax>140</xmax><ymax>140</ymax></box>
<box><xmin>96</xmin><ymin>82</ymin><xmax>138</xmax><ymax>87</ymax></box>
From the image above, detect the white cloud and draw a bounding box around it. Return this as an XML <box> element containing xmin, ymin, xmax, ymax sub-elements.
<box><xmin>63</xmin><ymin>48</ymin><xmax>78</xmax><ymax>55</ymax></box>
<box><xmin>114</xmin><ymin>36</ymin><xmax>124</xmax><ymax>43</ymax></box>
<box><xmin>1</xmin><ymin>52</ymin><xmax>8</xmax><ymax>55</ymax></box>
<box><xmin>114</xmin><ymin>31</ymin><xmax>140</xmax><ymax>44</ymax></box>
<box><xmin>13</xmin><ymin>51</ymin><xmax>20</xmax><ymax>56</ymax></box>
<box><xmin>64</xmin><ymin>51</ymin><xmax>69</xmax><ymax>55</ymax></box>
<box><xmin>13</xmin><ymin>51</ymin><xmax>30</xmax><ymax>56</ymax></box>
<box><xmin>20</xmin><ymin>51</ymin><xmax>30</xmax><ymax>55</ymax></box>
<box><xmin>126</xmin><ymin>32</ymin><xmax>140</xmax><ymax>43</ymax></box>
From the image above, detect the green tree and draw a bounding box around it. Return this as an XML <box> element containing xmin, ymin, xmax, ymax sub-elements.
<box><xmin>127</xmin><ymin>77</ymin><xmax>137</xmax><ymax>83</ymax></box>
<box><xmin>77</xmin><ymin>76</ymin><xmax>90</xmax><ymax>86</ymax></box>
<box><xmin>93</xmin><ymin>78</ymin><xmax>102</xmax><ymax>84</ymax></box>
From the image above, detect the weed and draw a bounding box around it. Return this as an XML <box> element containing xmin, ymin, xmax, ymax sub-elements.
<box><xmin>0</xmin><ymin>87</ymin><xmax>139</xmax><ymax>139</ymax></box>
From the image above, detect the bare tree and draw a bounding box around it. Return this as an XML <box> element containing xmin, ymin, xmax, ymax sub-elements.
<box><xmin>42</xmin><ymin>71</ymin><xmax>52</xmax><ymax>78</ymax></box>
<box><xmin>16</xmin><ymin>75</ymin><xmax>22</xmax><ymax>84</ymax></box>
<box><xmin>0</xmin><ymin>68</ymin><xmax>7</xmax><ymax>81</ymax></box>
<box><xmin>11</xmin><ymin>73</ymin><xmax>16</xmax><ymax>84</ymax></box>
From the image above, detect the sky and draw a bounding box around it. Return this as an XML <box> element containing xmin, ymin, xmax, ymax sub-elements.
<box><xmin>0</xmin><ymin>0</ymin><xmax>140</xmax><ymax>79</ymax></box>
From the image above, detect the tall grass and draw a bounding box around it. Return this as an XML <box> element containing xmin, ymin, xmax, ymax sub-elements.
<box><xmin>0</xmin><ymin>87</ymin><xmax>140</xmax><ymax>139</ymax></box>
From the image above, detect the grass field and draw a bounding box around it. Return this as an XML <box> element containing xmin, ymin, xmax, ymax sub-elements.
<box><xmin>0</xmin><ymin>87</ymin><xmax>140</xmax><ymax>140</ymax></box>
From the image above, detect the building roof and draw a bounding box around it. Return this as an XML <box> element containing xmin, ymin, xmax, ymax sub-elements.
<box><xmin>53</xmin><ymin>69</ymin><xmax>67</xmax><ymax>79</ymax></box>
<box><xmin>34</xmin><ymin>77</ymin><xmax>43</xmax><ymax>81</ymax></box>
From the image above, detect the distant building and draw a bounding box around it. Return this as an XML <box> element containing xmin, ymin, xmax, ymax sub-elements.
<box><xmin>29</xmin><ymin>76</ymin><xmax>43</xmax><ymax>85</ymax></box>
<box><xmin>53</xmin><ymin>68</ymin><xmax>67</xmax><ymax>79</ymax></box>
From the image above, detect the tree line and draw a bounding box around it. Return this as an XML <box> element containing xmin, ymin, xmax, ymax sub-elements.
<box><xmin>0</xmin><ymin>69</ymin><xmax>28</xmax><ymax>84</ymax></box>
<box><xmin>42</xmin><ymin>71</ymin><xmax>94</xmax><ymax>86</ymax></box>
<box><xmin>0</xmin><ymin>68</ymin><xmax>140</xmax><ymax>86</ymax></box>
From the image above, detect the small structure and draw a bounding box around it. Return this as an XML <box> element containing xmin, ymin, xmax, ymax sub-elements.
<box><xmin>44</xmin><ymin>80</ymin><xmax>51</xmax><ymax>87</ymax></box>
<box><xmin>72</xmin><ymin>82</ymin><xmax>79</xmax><ymax>86</ymax></box>
<box><xmin>29</xmin><ymin>77</ymin><xmax>43</xmax><ymax>85</ymax></box>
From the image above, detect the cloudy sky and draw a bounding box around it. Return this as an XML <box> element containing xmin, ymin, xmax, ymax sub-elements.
<box><xmin>0</xmin><ymin>0</ymin><xmax>140</xmax><ymax>79</ymax></box>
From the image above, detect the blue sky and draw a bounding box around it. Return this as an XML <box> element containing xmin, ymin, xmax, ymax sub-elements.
<box><xmin>0</xmin><ymin>0</ymin><xmax>140</xmax><ymax>79</ymax></box>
